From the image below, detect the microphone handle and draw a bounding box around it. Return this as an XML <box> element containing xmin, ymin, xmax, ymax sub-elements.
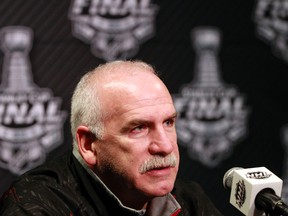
<box><xmin>274</xmin><ymin>202</ymin><xmax>288</xmax><ymax>216</ymax></box>
<box><xmin>255</xmin><ymin>188</ymin><xmax>288</xmax><ymax>216</ymax></box>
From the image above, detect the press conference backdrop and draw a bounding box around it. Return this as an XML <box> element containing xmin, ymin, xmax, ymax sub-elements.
<box><xmin>0</xmin><ymin>1</ymin><xmax>287</xmax><ymax>215</ymax></box>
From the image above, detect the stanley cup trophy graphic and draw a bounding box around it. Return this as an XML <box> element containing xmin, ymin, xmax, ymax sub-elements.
<box><xmin>0</xmin><ymin>26</ymin><xmax>67</xmax><ymax>175</ymax></box>
<box><xmin>191</xmin><ymin>28</ymin><xmax>223</xmax><ymax>89</ymax></box>
<box><xmin>0</xmin><ymin>26</ymin><xmax>36</xmax><ymax>92</ymax></box>
<box><xmin>173</xmin><ymin>27</ymin><xmax>249</xmax><ymax>167</ymax></box>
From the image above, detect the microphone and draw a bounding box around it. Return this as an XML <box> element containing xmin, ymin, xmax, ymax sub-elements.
<box><xmin>223</xmin><ymin>167</ymin><xmax>288</xmax><ymax>216</ymax></box>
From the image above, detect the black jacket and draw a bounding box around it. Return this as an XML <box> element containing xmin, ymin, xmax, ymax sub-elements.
<box><xmin>0</xmin><ymin>151</ymin><xmax>223</xmax><ymax>216</ymax></box>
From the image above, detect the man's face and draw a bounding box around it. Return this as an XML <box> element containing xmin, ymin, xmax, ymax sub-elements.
<box><xmin>93</xmin><ymin>71</ymin><xmax>179</xmax><ymax>205</ymax></box>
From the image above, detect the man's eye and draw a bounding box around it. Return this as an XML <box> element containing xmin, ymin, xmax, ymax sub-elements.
<box><xmin>164</xmin><ymin>119</ymin><xmax>175</xmax><ymax>127</ymax></box>
<box><xmin>129</xmin><ymin>125</ymin><xmax>149</xmax><ymax>138</ymax></box>
<box><xmin>131</xmin><ymin>125</ymin><xmax>147</xmax><ymax>133</ymax></box>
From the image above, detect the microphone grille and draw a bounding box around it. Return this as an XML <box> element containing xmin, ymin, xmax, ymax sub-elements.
<box><xmin>223</xmin><ymin>167</ymin><xmax>243</xmax><ymax>189</ymax></box>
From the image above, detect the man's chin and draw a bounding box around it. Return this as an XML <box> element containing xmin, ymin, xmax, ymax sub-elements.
<box><xmin>144</xmin><ymin>182</ymin><xmax>174</xmax><ymax>198</ymax></box>
<box><xmin>138</xmin><ymin>172</ymin><xmax>177</xmax><ymax>197</ymax></box>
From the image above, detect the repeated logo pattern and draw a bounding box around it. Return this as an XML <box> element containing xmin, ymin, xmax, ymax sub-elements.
<box><xmin>0</xmin><ymin>26</ymin><xmax>67</xmax><ymax>175</ymax></box>
<box><xmin>173</xmin><ymin>27</ymin><xmax>249</xmax><ymax>167</ymax></box>
<box><xmin>254</xmin><ymin>0</ymin><xmax>288</xmax><ymax>62</ymax></box>
<box><xmin>68</xmin><ymin>0</ymin><xmax>158</xmax><ymax>61</ymax></box>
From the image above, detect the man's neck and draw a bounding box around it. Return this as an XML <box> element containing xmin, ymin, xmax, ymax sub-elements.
<box><xmin>73</xmin><ymin>148</ymin><xmax>147</xmax><ymax>214</ymax></box>
<box><xmin>94</xmin><ymin>171</ymin><xmax>150</xmax><ymax>210</ymax></box>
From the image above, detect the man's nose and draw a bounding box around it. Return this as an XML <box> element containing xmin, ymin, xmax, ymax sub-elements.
<box><xmin>148</xmin><ymin>127</ymin><xmax>175</xmax><ymax>155</ymax></box>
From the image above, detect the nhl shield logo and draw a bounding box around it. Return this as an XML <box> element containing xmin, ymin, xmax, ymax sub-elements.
<box><xmin>68</xmin><ymin>0</ymin><xmax>158</xmax><ymax>61</ymax></box>
<box><xmin>254</xmin><ymin>0</ymin><xmax>288</xmax><ymax>62</ymax></box>
<box><xmin>0</xmin><ymin>26</ymin><xmax>67</xmax><ymax>175</ymax></box>
<box><xmin>173</xmin><ymin>27</ymin><xmax>249</xmax><ymax>167</ymax></box>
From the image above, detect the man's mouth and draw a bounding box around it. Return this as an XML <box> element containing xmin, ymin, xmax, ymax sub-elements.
<box><xmin>144</xmin><ymin>166</ymin><xmax>175</xmax><ymax>177</ymax></box>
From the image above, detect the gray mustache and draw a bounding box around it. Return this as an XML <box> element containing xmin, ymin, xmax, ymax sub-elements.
<box><xmin>139</xmin><ymin>154</ymin><xmax>177</xmax><ymax>174</ymax></box>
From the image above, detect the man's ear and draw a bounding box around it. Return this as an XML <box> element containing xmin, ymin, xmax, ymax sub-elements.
<box><xmin>76</xmin><ymin>126</ymin><xmax>97</xmax><ymax>166</ymax></box>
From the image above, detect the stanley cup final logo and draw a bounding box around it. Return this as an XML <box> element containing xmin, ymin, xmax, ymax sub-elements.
<box><xmin>254</xmin><ymin>0</ymin><xmax>288</xmax><ymax>62</ymax></box>
<box><xmin>68</xmin><ymin>0</ymin><xmax>158</xmax><ymax>61</ymax></box>
<box><xmin>0</xmin><ymin>26</ymin><xmax>67</xmax><ymax>175</ymax></box>
<box><xmin>173</xmin><ymin>27</ymin><xmax>249</xmax><ymax>167</ymax></box>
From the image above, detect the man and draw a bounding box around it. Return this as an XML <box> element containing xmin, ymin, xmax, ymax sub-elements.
<box><xmin>0</xmin><ymin>60</ymin><xmax>223</xmax><ymax>215</ymax></box>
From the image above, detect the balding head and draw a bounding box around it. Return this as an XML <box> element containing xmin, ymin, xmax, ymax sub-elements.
<box><xmin>70</xmin><ymin>60</ymin><xmax>171</xmax><ymax>147</ymax></box>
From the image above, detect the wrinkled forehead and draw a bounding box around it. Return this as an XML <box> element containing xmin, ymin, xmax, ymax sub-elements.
<box><xmin>105</xmin><ymin>85</ymin><xmax>175</xmax><ymax>120</ymax></box>
<box><xmin>115</xmin><ymin>96</ymin><xmax>175</xmax><ymax>115</ymax></box>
